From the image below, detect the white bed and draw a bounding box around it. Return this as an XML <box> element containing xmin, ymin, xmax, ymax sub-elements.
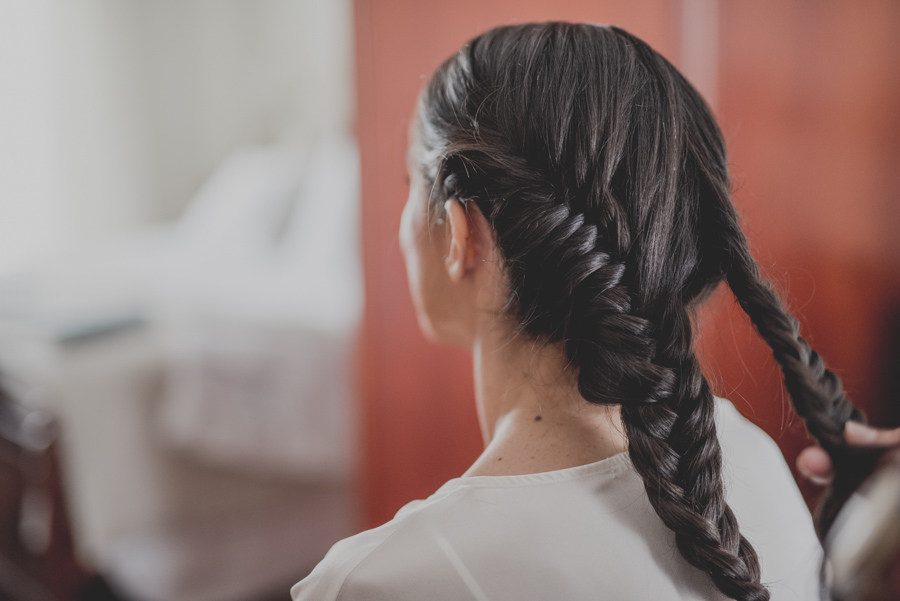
<box><xmin>0</xmin><ymin>134</ymin><xmax>362</xmax><ymax>601</ymax></box>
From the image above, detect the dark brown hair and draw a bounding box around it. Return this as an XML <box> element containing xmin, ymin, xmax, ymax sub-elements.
<box><xmin>416</xmin><ymin>22</ymin><xmax>878</xmax><ymax>601</ymax></box>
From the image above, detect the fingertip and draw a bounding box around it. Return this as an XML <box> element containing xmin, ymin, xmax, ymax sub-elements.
<box><xmin>797</xmin><ymin>446</ymin><xmax>834</xmax><ymax>486</ymax></box>
<box><xmin>844</xmin><ymin>420</ymin><xmax>878</xmax><ymax>445</ymax></box>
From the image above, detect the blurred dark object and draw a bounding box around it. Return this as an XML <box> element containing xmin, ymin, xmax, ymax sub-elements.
<box><xmin>874</xmin><ymin>300</ymin><xmax>900</xmax><ymax>434</ymax></box>
<box><xmin>826</xmin><ymin>450</ymin><xmax>900</xmax><ymax>601</ymax></box>
<box><xmin>816</xmin><ymin>299</ymin><xmax>900</xmax><ymax>600</ymax></box>
<box><xmin>0</xmin><ymin>382</ymin><xmax>93</xmax><ymax>601</ymax></box>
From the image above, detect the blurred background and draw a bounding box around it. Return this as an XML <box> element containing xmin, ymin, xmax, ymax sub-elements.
<box><xmin>0</xmin><ymin>1</ymin><xmax>897</xmax><ymax>600</ymax></box>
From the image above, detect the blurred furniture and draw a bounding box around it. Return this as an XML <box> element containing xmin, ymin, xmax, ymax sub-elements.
<box><xmin>0</xmin><ymin>134</ymin><xmax>362</xmax><ymax>601</ymax></box>
<box><xmin>0</xmin><ymin>387</ymin><xmax>84</xmax><ymax>601</ymax></box>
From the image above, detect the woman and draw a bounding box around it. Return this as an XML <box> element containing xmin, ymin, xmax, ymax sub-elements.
<box><xmin>293</xmin><ymin>23</ymin><xmax>883</xmax><ymax>600</ymax></box>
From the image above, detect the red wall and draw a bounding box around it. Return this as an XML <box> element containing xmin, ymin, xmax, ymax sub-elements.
<box><xmin>354</xmin><ymin>0</ymin><xmax>900</xmax><ymax>527</ymax></box>
<box><xmin>698</xmin><ymin>0</ymin><xmax>900</xmax><ymax>503</ymax></box>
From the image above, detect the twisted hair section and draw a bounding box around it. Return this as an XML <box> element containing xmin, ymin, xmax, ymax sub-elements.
<box><xmin>417</xmin><ymin>21</ymin><xmax>866</xmax><ymax>599</ymax></box>
<box><xmin>720</xmin><ymin>221</ymin><xmax>881</xmax><ymax>536</ymax></box>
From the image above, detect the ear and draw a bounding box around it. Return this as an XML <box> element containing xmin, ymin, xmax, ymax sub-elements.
<box><xmin>444</xmin><ymin>199</ymin><xmax>475</xmax><ymax>282</ymax></box>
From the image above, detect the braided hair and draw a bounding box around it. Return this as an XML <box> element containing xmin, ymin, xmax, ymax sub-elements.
<box><xmin>416</xmin><ymin>22</ymin><xmax>875</xmax><ymax>600</ymax></box>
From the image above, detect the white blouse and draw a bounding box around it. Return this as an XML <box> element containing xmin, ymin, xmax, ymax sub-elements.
<box><xmin>292</xmin><ymin>399</ymin><xmax>822</xmax><ymax>600</ymax></box>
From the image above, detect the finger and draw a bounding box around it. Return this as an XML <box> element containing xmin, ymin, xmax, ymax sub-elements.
<box><xmin>844</xmin><ymin>421</ymin><xmax>900</xmax><ymax>447</ymax></box>
<box><xmin>796</xmin><ymin>446</ymin><xmax>834</xmax><ymax>486</ymax></box>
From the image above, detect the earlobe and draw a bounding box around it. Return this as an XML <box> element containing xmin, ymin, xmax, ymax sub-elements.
<box><xmin>444</xmin><ymin>199</ymin><xmax>471</xmax><ymax>282</ymax></box>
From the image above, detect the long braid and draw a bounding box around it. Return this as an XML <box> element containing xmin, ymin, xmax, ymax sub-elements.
<box><xmin>574</xmin><ymin>130</ymin><xmax>767</xmax><ymax>597</ymax></box>
<box><xmin>483</xmin><ymin>176</ymin><xmax>770</xmax><ymax>599</ymax></box>
<box><xmin>513</xmin><ymin>197</ymin><xmax>770</xmax><ymax>600</ymax></box>
<box><xmin>722</xmin><ymin>224</ymin><xmax>880</xmax><ymax>537</ymax></box>
<box><xmin>619</xmin><ymin>325</ymin><xmax>768</xmax><ymax>601</ymax></box>
<box><xmin>611</xmin><ymin>29</ymin><xmax>768</xmax><ymax>599</ymax></box>
<box><xmin>674</xmin><ymin>37</ymin><xmax>877</xmax><ymax>539</ymax></box>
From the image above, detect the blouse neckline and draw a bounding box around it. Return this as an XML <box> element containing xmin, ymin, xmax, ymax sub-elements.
<box><xmin>433</xmin><ymin>451</ymin><xmax>633</xmax><ymax>494</ymax></box>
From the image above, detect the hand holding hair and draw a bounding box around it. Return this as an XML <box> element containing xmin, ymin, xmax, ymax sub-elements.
<box><xmin>797</xmin><ymin>424</ymin><xmax>900</xmax><ymax>486</ymax></box>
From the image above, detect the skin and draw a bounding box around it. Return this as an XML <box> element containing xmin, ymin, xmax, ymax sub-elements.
<box><xmin>399</xmin><ymin>133</ymin><xmax>628</xmax><ymax>477</ymax></box>
<box><xmin>797</xmin><ymin>422</ymin><xmax>900</xmax><ymax>486</ymax></box>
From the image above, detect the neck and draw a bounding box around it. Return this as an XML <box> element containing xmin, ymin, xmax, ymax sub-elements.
<box><xmin>463</xmin><ymin>323</ymin><xmax>628</xmax><ymax>477</ymax></box>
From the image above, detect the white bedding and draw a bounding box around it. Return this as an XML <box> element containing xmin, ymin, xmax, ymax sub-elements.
<box><xmin>0</xmin><ymin>134</ymin><xmax>362</xmax><ymax>601</ymax></box>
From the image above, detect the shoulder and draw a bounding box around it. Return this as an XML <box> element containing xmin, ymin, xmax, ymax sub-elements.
<box><xmin>714</xmin><ymin>396</ymin><xmax>806</xmax><ymax>507</ymax></box>
<box><xmin>293</xmin><ymin>403</ymin><xmax>822</xmax><ymax>601</ymax></box>
<box><xmin>714</xmin><ymin>398</ymin><xmax>823</xmax><ymax>599</ymax></box>
<box><xmin>291</xmin><ymin>456</ymin><xmax>648</xmax><ymax>601</ymax></box>
<box><xmin>289</xmin><ymin>521</ymin><xmax>391</xmax><ymax>601</ymax></box>
<box><xmin>290</xmin><ymin>490</ymin><xmax>478</xmax><ymax>601</ymax></box>
<box><xmin>290</xmin><ymin>482</ymin><xmax>561</xmax><ymax>601</ymax></box>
